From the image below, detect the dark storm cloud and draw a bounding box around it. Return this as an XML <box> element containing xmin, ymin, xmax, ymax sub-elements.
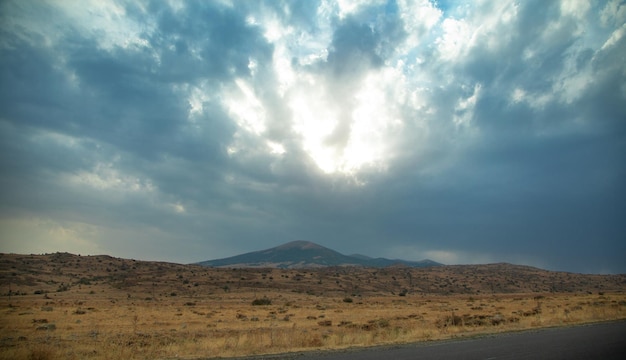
<box><xmin>0</xmin><ymin>0</ymin><xmax>624</xmax><ymax>272</ymax></box>
<box><xmin>1</xmin><ymin>1</ymin><xmax>264</xmax><ymax>177</ymax></box>
<box><xmin>327</xmin><ymin>13</ymin><xmax>404</xmax><ymax>75</ymax></box>
<box><xmin>0</xmin><ymin>0</ymin><xmax>269</xmax><ymax>257</ymax></box>
<box><xmin>146</xmin><ymin>1</ymin><xmax>273</xmax><ymax>81</ymax></box>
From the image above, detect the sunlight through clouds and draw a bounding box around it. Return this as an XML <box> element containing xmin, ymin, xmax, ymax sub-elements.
<box><xmin>437</xmin><ymin>18</ymin><xmax>473</xmax><ymax>61</ymax></box>
<box><xmin>344</xmin><ymin>68</ymin><xmax>404</xmax><ymax>173</ymax></box>
<box><xmin>224</xmin><ymin>79</ymin><xmax>267</xmax><ymax>135</ymax></box>
<box><xmin>289</xmin><ymin>89</ymin><xmax>340</xmax><ymax>173</ymax></box>
<box><xmin>266</xmin><ymin>141</ymin><xmax>286</xmax><ymax>155</ymax></box>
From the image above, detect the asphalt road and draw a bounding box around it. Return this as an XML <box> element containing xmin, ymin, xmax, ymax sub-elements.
<box><xmin>241</xmin><ymin>321</ymin><xmax>626</xmax><ymax>360</ymax></box>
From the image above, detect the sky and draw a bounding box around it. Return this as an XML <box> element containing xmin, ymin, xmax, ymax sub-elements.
<box><xmin>0</xmin><ymin>0</ymin><xmax>624</xmax><ymax>274</ymax></box>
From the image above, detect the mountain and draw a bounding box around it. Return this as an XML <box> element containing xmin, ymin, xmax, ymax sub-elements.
<box><xmin>195</xmin><ymin>240</ymin><xmax>443</xmax><ymax>269</ymax></box>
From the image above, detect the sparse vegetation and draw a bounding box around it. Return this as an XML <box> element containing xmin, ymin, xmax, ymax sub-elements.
<box><xmin>0</xmin><ymin>252</ymin><xmax>625</xmax><ymax>359</ymax></box>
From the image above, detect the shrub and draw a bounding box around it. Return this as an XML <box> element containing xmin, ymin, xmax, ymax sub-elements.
<box><xmin>251</xmin><ymin>297</ymin><xmax>272</xmax><ymax>306</ymax></box>
<box><xmin>343</xmin><ymin>297</ymin><xmax>353</xmax><ymax>303</ymax></box>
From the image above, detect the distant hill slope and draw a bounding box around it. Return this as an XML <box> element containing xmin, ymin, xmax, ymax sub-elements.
<box><xmin>195</xmin><ymin>240</ymin><xmax>443</xmax><ymax>269</ymax></box>
<box><xmin>2</xmin><ymin>252</ymin><xmax>626</xmax><ymax>296</ymax></box>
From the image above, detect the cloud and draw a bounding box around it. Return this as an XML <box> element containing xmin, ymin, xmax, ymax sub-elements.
<box><xmin>0</xmin><ymin>0</ymin><xmax>624</xmax><ymax>273</ymax></box>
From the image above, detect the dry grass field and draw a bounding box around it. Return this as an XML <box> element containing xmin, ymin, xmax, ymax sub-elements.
<box><xmin>1</xmin><ymin>252</ymin><xmax>625</xmax><ymax>359</ymax></box>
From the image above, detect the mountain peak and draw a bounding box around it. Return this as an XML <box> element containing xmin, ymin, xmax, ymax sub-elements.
<box><xmin>274</xmin><ymin>240</ymin><xmax>326</xmax><ymax>250</ymax></box>
<box><xmin>195</xmin><ymin>240</ymin><xmax>443</xmax><ymax>269</ymax></box>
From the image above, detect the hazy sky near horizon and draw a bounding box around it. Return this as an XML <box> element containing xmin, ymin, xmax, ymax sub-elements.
<box><xmin>1</xmin><ymin>0</ymin><xmax>624</xmax><ymax>273</ymax></box>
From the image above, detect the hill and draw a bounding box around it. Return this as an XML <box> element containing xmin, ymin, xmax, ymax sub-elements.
<box><xmin>195</xmin><ymin>240</ymin><xmax>442</xmax><ymax>268</ymax></box>
<box><xmin>1</xmin><ymin>252</ymin><xmax>625</xmax><ymax>297</ymax></box>
<box><xmin>2</xmin><ymin>252</ymin><xmax>626</xmax><ymax>360</ymax></box>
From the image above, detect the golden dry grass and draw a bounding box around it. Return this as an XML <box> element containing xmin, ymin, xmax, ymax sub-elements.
<box><xmin>1</xmin><ymin>253</ymin><xmax>625</xmax><ymax>359</ymax></box>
